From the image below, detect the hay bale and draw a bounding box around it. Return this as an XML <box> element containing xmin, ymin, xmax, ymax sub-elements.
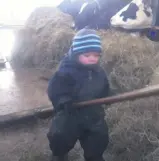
<box><xmin>105</xmin><ymin>96</ymin><xmax>159</xmax><ymax>161</ymax></box>
<box><xmin>150</xmin><ymin>66</ymin><xmax>159</xmax><ymax>85</ymax></box>
<box><xmin>11</xmin><ymin>7</ymin><xmax>75</xmax><ymax>70</ymax></box>
<box><xmin>98</xmin><ymin>30</ymin><xmax>159</xmax><ymax>93</ymax></box>
<box><xmin>96</xmin><ymin>30</ymin><xmax>159</xmax><ymax>161</ymax></box>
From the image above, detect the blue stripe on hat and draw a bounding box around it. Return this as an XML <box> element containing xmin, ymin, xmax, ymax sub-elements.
<box><xmin>73</xmin><ymin>45</ymin><xmax>102</xmax><ymax>52</ymax></box>
<box><xmin>74</xmin><ymin>34</ymin><xmax>101</xmax><ymax>40</ymax></box>
<box><xmin>72</xmin><ymin>39</ymin><xmax>101</xmax><ymax>46</ymax></box>
<box><xmin>73</xmin><ymin>42</ymin><xmax>101</xmax><ymax>49</ymax></box>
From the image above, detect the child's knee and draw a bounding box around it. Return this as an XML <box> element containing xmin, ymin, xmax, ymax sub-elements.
<box><xmin>47</xmin><ymin>113</ymin><xmax>79</xmax><ymax>155</ymax></box>
<box><xmin>47</xmin><ymin>130</ymin><xmax>76</xmax><ymax>155</ymax></box>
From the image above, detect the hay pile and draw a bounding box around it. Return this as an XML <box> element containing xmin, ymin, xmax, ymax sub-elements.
<box><xmin>10</xmin><ymin>7</ymin><xmax>159</xmax><ymax>161</ymax></box>
<box><xmin>98</xmin><ymin>31</ymin><xmax>159</xmax><ymax>161</ymax></box>
<box><xmin>11</xmin><ymin>7</ymin><xmax>75</xmax><ymax>70</ymax></box>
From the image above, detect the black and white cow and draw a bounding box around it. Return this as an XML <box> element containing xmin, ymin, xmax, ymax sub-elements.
<box><xmin>58</xmin><ymin>0</ymin><xmax>132</xmax><ymax>30</ymax></box>
<box><xmin>57</xmin><ymin>0</ymin><xmax>87</xmax><ymax>19</ymax></box>
<box><xmin>110</xmin><ymin>0</ymin><xmax>159</xmax><ymax>41</ymax></box>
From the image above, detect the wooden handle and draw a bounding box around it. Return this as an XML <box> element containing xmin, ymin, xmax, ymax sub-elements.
<box><xmin>152</xmin><ymin>26</ymin><xmax>159</xmax><ymax>30</ymax></box>
<box><xmin>73</xmin><ymin>84</ymin><xmax>159</xmax><ymax>107</ymax></box>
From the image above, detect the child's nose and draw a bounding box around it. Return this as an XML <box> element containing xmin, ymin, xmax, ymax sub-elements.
<box><xmin>90</xmin><ymin>55</ymin><xmax>95</xmax><ymax>59</ymax></box>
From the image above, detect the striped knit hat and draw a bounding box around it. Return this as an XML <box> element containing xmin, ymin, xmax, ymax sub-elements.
<box><xmin>69</xmin><ymin>28</ymin><xmax>102</xmax><ymax>58</ymax></box>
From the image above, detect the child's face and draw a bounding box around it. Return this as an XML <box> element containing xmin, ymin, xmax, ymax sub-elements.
<box><xmin>78</xmin><ymin>52</ymin><xmax>100</xmax><ymax>65</ymax></box>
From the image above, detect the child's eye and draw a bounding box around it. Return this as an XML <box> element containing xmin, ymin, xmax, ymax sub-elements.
<box><xmin>84</xmin><ymin>54</ymin><xmax>90</xmax><ymax>57</ymax></box>
<box><xmin>93</xmin><ymin>54</ymin><xmax>100</xmax><ymax>58</ymax></box>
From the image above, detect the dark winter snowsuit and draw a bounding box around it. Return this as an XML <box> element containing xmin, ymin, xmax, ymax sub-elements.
<box><xmin>47</xmin><ymin>29</ymin><xmax>110</xmax><ymax>161</ymax></box>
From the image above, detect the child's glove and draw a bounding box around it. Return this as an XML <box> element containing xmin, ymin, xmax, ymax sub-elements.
<box><xmin>56</xmin><ymin>97</ymin><xmax>74</xmax><ymax>113</ymax></box>
<box><xmin>59</xmin><ymin>101</ymin><xmax>73</xmax><ymax>113</ymax></box>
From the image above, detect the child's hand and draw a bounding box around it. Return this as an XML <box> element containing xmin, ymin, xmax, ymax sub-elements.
<box><xmin>59</xmin><ymin>101</ymin><xmax>73</xmax><ymax>113</ymax></box>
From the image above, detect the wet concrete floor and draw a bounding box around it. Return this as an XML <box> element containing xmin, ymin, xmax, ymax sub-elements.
<box><xmin>0</xmin><ymin>63</ymin><xmax>51</xmax><ymax>116</ymax></box>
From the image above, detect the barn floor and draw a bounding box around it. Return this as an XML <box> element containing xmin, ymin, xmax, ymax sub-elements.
<box><xmin>0</xmin><ymin>63</ymin><xmax>51</xmax><ymax>116</ymax></box>
<box><xmin>0</xmin><ymin>118</ymin><xmax>91</xmax><ymax>161</ymax></box>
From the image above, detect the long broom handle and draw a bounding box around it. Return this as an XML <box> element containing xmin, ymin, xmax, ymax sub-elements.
<box><xmin>73</xmin><ymin>84</ymin><xmax>159</xmax><ymax>107</ymax></box>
